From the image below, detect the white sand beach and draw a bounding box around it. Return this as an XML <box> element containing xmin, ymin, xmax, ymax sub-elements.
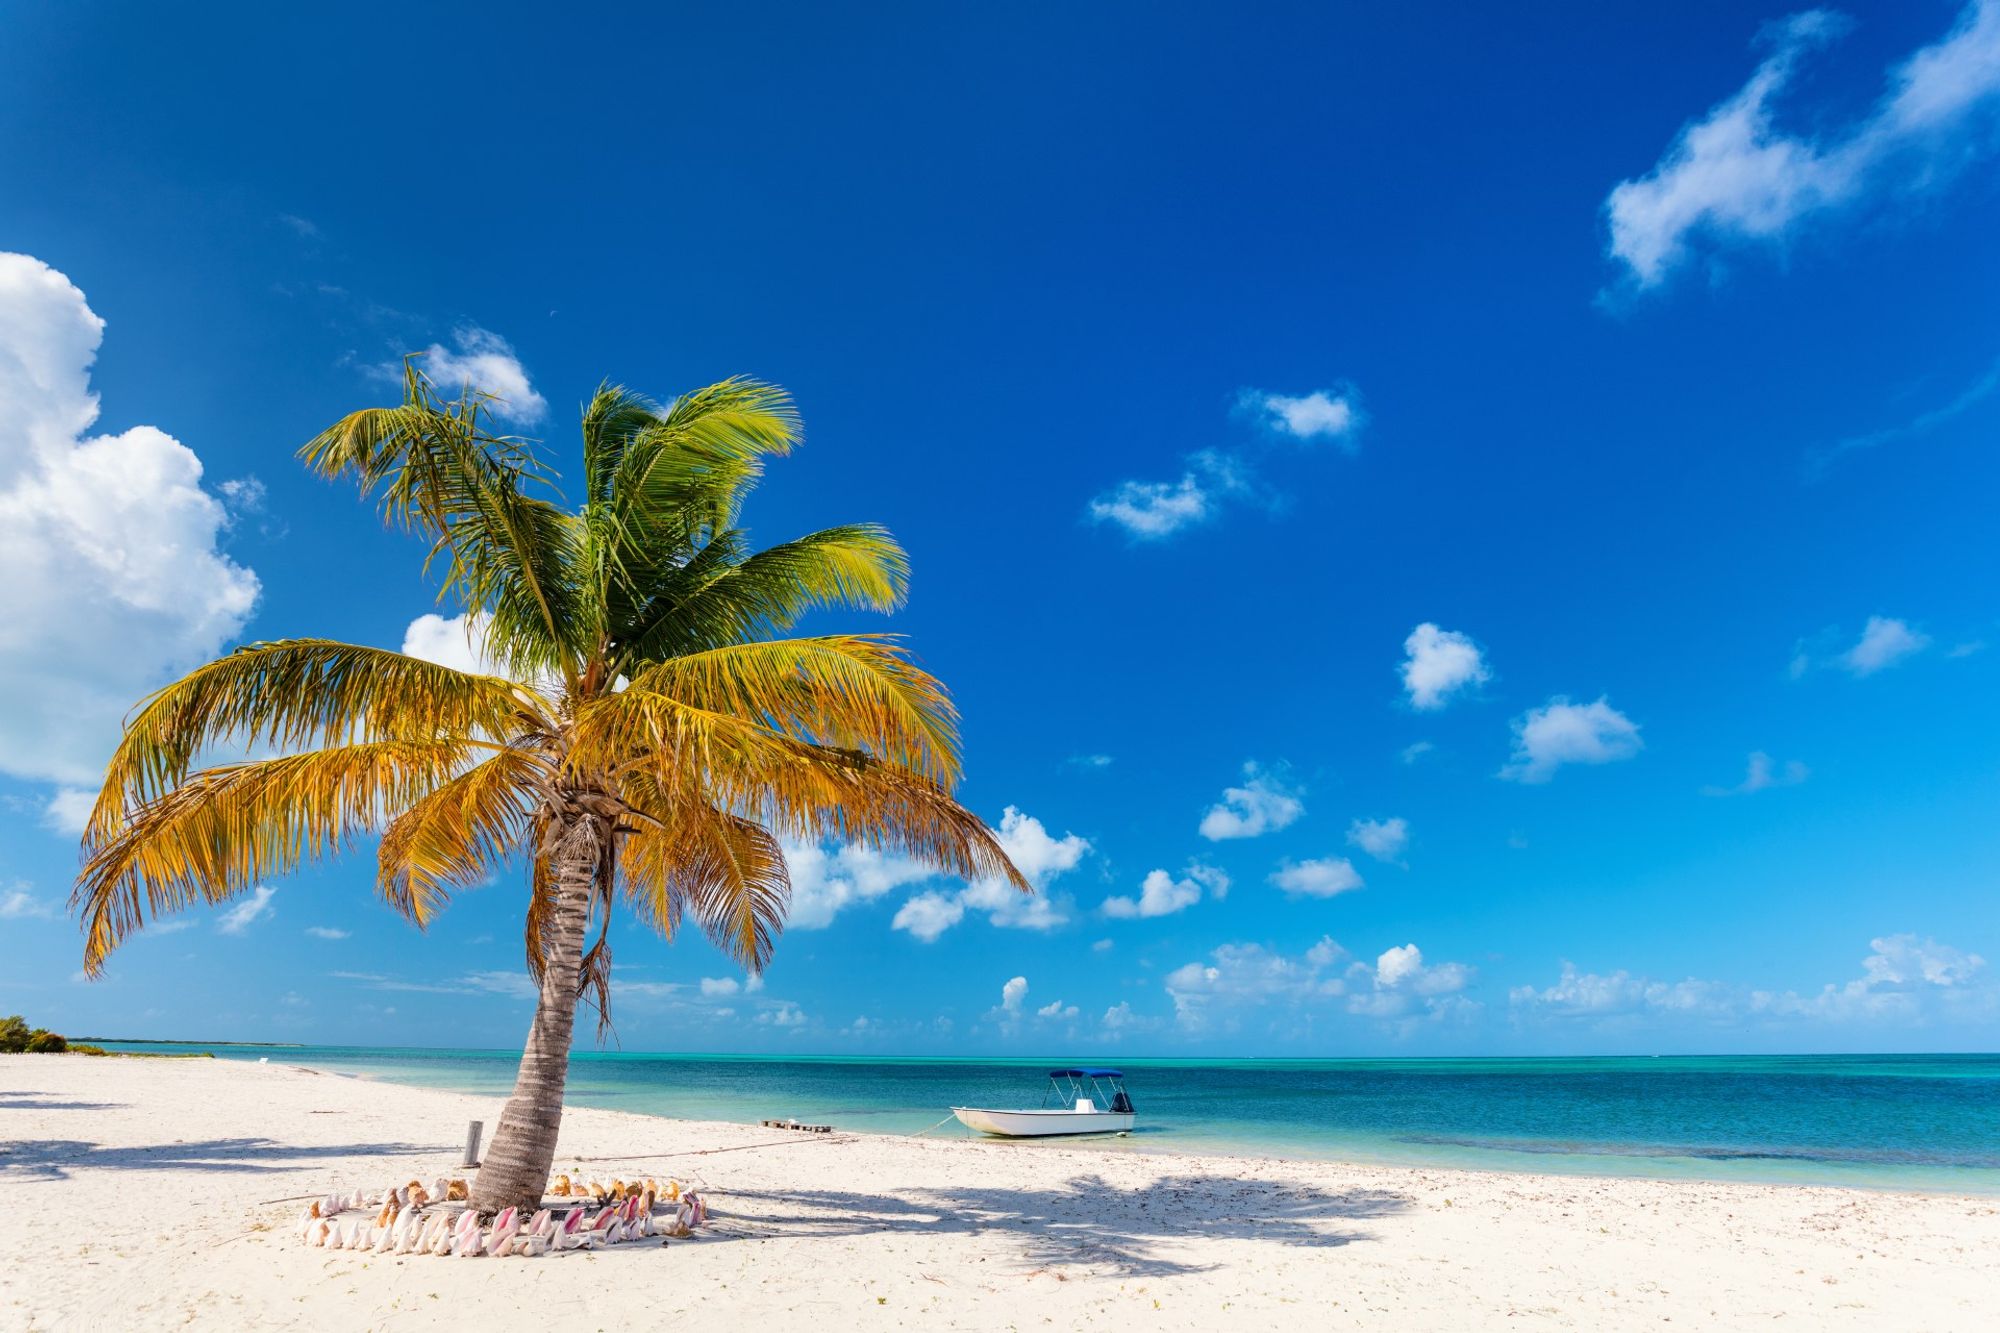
<box><xmin>3</xmin><ymin>1054</ymin><xmax>1995</xmax><ymax>1331</ymax></box>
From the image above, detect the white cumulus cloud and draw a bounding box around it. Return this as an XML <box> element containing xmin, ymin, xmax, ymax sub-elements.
<box><xmin>401</xmin><ymin>610</ymin><xmax>509</xmax><ymax>677</ymax></box>
<box><xmin>1269</xmin><ymin>857</ymin><xmax>1364</xmax><ymax>899</ymax></box>
<box><xmin>1348</xmin><ymin>943</ymin><xmax>1475</xmax><ymax>1021</ymax></box>
<box><xmin>0</xmin><ymin>253</ymin><xmax>260</xmax><ymax>790</ymax></box>
<box><xmin>890</xmin><ymin>892</ymin><xmax>965</xmax><ymax>943</ymax></box>
<box><xmin>1400</xmin><ymin>623</ymin><xmax>1490</xmax><ymax>710</ymax></box>
<box><xmin>999</xmin><ymin>975</ymin><xmax>1028</xmax><ymax>1014</ymax></box>
<box><xmin>1101</xmin><ymin>863</ymin><xmax>1227</xmax><ymax>920</ymax></box>
<box><xmin>1199</xmin><ymin>762</ymin><xmax>1304</xmax><ymax>840</ymax></box>
<box><xmin>782</xmin><ymin>840</ymin><xmax>938</xmax><ymax>930</ymax></box>
<box><xmin>1238</xmin><ymin>387</ymin><xmax>1363</xmax><ymax>446</ymax></box>
<box><xmin>1500</xmin><ymin>696</ymin><xmax>1642</xmax><ymax>784</ymax></box>
<box><xmin>895</xmin><ymin>806</ymin><xmax>1091</xmax><ymax>941</ymax></box>
<box><xmin>1605</xmin><ymin>2</ymin><xmax>2000</xmax><ymax>290</ymax></box>
<box><xmin>412</xmin><ymin>327</ymin><xmax>546</xmax><ymax>424</ymax></box>
<box><xmin>41</xmin><ymin>788</ymin><xmax>96</xmax><ymax>836</ymax></box>
<box><xmin>700</xmin><ymin>977</ymin><xmax>741</xmax><ymax>998</ymax></box>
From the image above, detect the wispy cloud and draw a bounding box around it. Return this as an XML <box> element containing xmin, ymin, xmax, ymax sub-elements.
<box><xmin>1511</xmin><ymin>934</ymin><xmax>1989</xmax><ymax>1028</ymax></box>
<box><xmin>1842</xmin><ymin>615</ymin><xmax>1931</xmax><ymax>676</ymax></box>
<box><xmin>1346</xmin><ymin>816</ymin><xmax>1410</xmax><ymax>864</ymax></box>
<box><xmin>332</xmin><ymin>969</ymin><xmax>538</xmax><ymax>999</ymax></box>
<box><xmin>1703</xmin><ymin>751</ymin><xmax>1809</xmax><ymax>797</ymax></box>
<box><xmin>215</xmin><ymin>886</ymin><xmax>276</xmax><ymax>935</ymax></box>
<box><xmin>0</xmin><ymin>885</ymin><xmax>57</xmax><ymax>920</ymax></box>
<box><xmin>1087</xmin><ymin>449</ymin><xmax>1246</xmax><ymax>540</ymax></box>
<box><xmin>304</xmin><ymin>926</ymin><xmax>351</xmax><ymax>941</ymax></box>
<box><xmin>1791</xmin><ymin>615</ymin><xmax>1936</xmax><ymax>678</ymax></box>
<box><xmin>1604</xmin><ymin>2</ymin><xmax>2000</xmax><ymax>292</ymax></box>
<box><xmin>1807</xmin><ymin>356</ymin><xmax>2000</xmax><ymax>477</ymax></box>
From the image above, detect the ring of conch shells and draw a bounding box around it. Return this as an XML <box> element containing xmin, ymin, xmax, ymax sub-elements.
<box><xmin>297</xmin><ymin>1176</ymin><xmax>705</xmax><ymax>1256</ymax></box>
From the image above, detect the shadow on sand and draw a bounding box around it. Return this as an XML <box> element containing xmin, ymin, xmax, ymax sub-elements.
<box><xmin>695</xmin><ymin>1172</ymin><xmax>1411</xmax><ymax>1278</ymax></box>
<box><xmin>0</xmin><ymin>1137</ymin><xmax>437</xmax><ymax>1182</ymax></box>
<box><xmin>0</xmin><ymin>1097</ymin><xmax>128</xmax><ymax>1112</ymax></box>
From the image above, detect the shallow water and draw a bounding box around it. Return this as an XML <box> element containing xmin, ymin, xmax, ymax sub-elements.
<box><xmin>91</xmin><ymin>1044</ymin><xmax>2000</xmax><ymax>1193</ymax></box>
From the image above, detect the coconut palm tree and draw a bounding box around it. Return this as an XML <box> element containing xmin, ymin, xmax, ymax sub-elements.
<box><xmin>70</xmin><ymin>365</ymin><xmax>1025</xmax><ymax>1213</ymax></box>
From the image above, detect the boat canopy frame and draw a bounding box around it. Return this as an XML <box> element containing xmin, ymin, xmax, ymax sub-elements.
<box><xmin>1040</xmin><ymin>1068</ymin><xmax>1133</xmax><ymax>1113</ymax></box>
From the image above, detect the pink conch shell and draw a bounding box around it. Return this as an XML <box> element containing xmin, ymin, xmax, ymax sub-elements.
<box><xmin>487</xmin><ymin>1207</ymin><xmax>519</xmax><ymax>1256</ymax></box>
<box><xmin>527</xmin><ymin>1208</ymin><xmax>553</xmax><ymax>1238</ymax></box>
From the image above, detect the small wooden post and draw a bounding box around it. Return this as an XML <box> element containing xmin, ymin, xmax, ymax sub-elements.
<box><xmin>461</xmin><ymin>1120</ymin><xmax>483</xmax><ymax>1168</ymax></box>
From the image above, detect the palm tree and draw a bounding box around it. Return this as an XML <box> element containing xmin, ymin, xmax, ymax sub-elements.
<box><xmin>70</xmin><ymin>365</ymin><xmax>1026</xmax><ymax>1213</ymax></box>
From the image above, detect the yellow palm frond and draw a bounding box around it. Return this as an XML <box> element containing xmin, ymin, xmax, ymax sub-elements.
<box><xmin>89</xmin><ymin>639</ymin><xmax>538</xmax><ymax>845</ymax></box>
<box><xmin>619</xmin><ymin>795</ymin><xmax>790</xmax><ymax>972</ymax></box>
<box><xmin>377</xmin><ymin>746</ymin><xmax>550</xmax><ymax>927</ymax></box>
<box><xmin>72</xmin><ymin>740</ymin><xmax>474</xmax><ymax>977</ymax></box>
<box><xmin>581</xmin><ymin>634</ymin><xmax>960</xmax><ymax>785</ymax></box>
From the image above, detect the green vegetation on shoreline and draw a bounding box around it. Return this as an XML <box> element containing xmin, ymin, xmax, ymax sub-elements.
<box><xmin>3</xmin><ymin>1016</ymin><xmax>212</xmax><ymax>1058</ymax></box>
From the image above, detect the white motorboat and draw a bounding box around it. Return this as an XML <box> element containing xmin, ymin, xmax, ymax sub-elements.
<box><xmin>951</xmin><ymin>1067</ymin><xmax>1136</xmax><ymax>1138</ymax></box>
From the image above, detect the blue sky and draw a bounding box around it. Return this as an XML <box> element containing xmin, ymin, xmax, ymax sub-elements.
<box><xmin>2</xmin><ymin>1</ymin><xmax>1997</xmax><ymax>1056</ymax></box>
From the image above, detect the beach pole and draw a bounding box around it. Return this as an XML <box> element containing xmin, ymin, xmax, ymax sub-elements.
<box><xmin>461</xmin><ymin>1120</ymin><xmax>484</xmax><ymax>1168</ymax></box>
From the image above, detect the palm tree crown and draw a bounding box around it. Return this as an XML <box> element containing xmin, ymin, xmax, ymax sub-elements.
<box><xmin>72</xmin><ymin>364</ymin><xmax>1024</xmax><ymax>1209</ymax></box>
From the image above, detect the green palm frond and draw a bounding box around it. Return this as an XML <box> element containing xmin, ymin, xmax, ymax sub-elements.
<box><xmin>611</xmin><ymin>525</ymin><xmax>908</xmax><ymax>667</ymax></box>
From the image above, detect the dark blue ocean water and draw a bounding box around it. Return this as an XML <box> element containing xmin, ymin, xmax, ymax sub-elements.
<box><xmin>93</xmin><ymin>1045</ymin><xmax>2000</xmax><ymax>1192</ymax></box>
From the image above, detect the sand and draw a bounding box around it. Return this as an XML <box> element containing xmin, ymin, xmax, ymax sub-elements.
<box><xmin>2</xmin><ymin>1054</ymin><xmax>1995</xmax><ymax>1331</ymax></box>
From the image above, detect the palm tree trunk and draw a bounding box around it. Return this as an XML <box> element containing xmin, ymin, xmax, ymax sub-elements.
<box><xmin>468</xmin><ymin>818</ymin><xmax>598</xmax><ymax>1214</ymax></box>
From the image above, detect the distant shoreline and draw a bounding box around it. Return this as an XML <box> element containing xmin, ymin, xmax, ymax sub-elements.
<box><xmin>74</xmin><ymin>1036</ymin><xmax>308</xmax><ymax>1049</ymax></box>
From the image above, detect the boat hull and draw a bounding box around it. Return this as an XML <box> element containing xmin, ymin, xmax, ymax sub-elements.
<box><xmin>951</xmin><ymin>1106</ymin><xmax>1136</xmax><ymax>1138</ymax></box>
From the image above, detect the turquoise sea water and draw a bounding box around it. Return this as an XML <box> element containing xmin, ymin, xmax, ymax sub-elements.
<box><xmin>91</xmin><ymin>1045</ymin><xmax>2000</xmax><ymax>1193</ymax></box>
